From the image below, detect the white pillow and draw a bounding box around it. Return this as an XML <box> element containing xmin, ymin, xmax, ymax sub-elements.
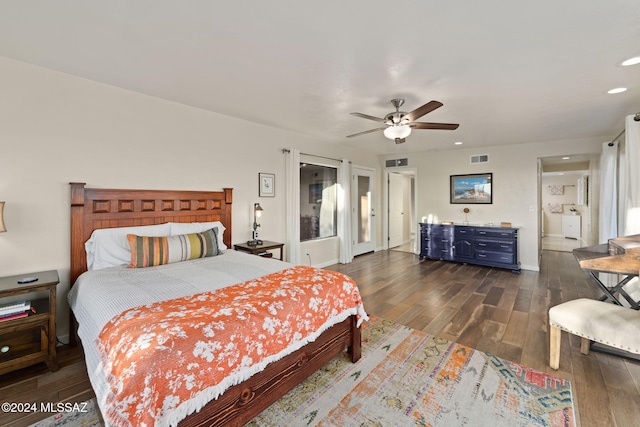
<box><xmin>169</xmin><ymin>221</ymin><xmax>228</xmax><ymax>250</ymax></box>
<box><xmin>85</xmin><ymin>223</ymin><xmax>171</xmax><ymax>270</ymax></box>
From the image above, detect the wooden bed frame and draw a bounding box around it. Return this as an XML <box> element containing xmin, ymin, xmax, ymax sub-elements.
<box><xmin>69</xmin><ymin>182</ymin><xmax>361</xmax><ymax>427</ymax></box>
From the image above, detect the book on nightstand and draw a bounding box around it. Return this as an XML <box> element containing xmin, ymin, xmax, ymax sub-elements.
<box><xmin>0</xmin><ymin>300</ymin><xmax>31</xmax><ymax>318</ymax></box>
<box><xmin>0</xmin><ymin>311</ymin><xmax>29</xmax><ymax>321</ymax></box>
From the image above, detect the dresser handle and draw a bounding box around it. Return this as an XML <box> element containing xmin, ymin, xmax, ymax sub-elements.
<box><xmin>478</xmin><ymin>243</ymin><xmax>486</xmax><ymax>246</ymax></box>
<box><xmin>478</xmin><ymin>231</ymin><xmax>486</xmax><ymax>234</ymax></box>
<box><xmin>478</xmin><ymin>254</ymin><xmax>486</xmax><ymax>257</ymax></box>
<box><xmin>1</xmin><ymin>345</ymin><xmax>9</xmax><ymax>354</ymax></box>
<box><xmin>500</xmin><ymin>245</ymin><xmax>509</xmax><ymax>248</ymax></box>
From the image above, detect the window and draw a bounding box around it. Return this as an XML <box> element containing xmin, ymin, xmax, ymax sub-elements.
<box><xmin>300</xmin><ymin>162</ymin><xmax>337</xmax><ymax>241</ymax></box>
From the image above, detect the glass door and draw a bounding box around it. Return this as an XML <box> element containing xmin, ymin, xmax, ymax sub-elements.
<box><xmin>352</xmin><ymin>166</ymin><xmax>375</xmax><ymax>256</ymax></box>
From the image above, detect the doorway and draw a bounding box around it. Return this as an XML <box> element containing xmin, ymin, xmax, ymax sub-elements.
<box><xmin>385</xmin><ymin>168</ymin><xmax>417</xmax><ymax>253</ymax></box>
<box><xmin>538</xmin><ymin>154</ymin><xmax>596</xmax><ymax>254</ymax></box>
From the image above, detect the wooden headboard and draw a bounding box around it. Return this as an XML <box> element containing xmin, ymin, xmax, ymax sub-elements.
<box><xmin>69</xmin><ymin>182</ymin><xmax>233</xmax><ymax>286</ymax></box>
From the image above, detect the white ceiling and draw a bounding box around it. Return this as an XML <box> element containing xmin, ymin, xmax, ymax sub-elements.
<box><xmin>1</xmin><ymin>1</ymin><xmax>639</xmax><ymax>155</ymax></box>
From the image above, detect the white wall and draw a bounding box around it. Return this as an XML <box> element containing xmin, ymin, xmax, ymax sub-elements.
<box><xmin>0</xmin><ymin>57</ymin><xmax>379</xmax><ymax>338</ymax></box>
<box><xmin>384</xmin><ymin>139</ymin><xmax>603</xmax><ymax>270</ymax></box>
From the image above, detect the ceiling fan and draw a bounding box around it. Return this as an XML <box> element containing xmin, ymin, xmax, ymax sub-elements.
<box><xmin>347</xmin><ymin>98</ymin><xmax>459</xmax><ymax>144</ymax></box>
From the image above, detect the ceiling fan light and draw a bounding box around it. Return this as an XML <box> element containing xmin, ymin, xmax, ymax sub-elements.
<box><xmin>383</xmin><ymin>125</ymin><xmax>411</xmax><ymax>140</ymax></box>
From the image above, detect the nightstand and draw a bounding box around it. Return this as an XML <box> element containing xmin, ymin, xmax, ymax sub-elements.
<box><xmin>234</xmin><ymin>241</ymin><xmax>285</xmax><ymax>261</ymax></box>
<box><xmin>0</xmin><ymin>270</ymin><xmax>59</xmax><ymax>375</ymax></box>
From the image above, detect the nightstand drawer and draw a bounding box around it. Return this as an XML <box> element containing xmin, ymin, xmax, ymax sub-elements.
<box><xmin>0</xmin><ymin>321</ymin><xmax>48</xmax><ymax>368</ymax></box>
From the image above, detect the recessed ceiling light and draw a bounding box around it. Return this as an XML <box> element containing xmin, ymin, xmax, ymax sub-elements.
<box><xmin>562</xmin><ymin>156</ymin><xmax>570</xmax><ymax>160</ymax></box>
<box><xmin>559</xmin><ymin>173</ymin><xmax>565</xmax><ymax>176</ymax></box>
<box><xmin>607</xmin><ymin>87</ymin><xmax>627</xmax><ymax>94</ymax></box>
<box><xmin>621</xmin><ymin>56</ymin><xmax>640</xmax><ymax>66</ymax></box>
<box><xmin>454</xmin><ymin>141</ymin><xmax>463</xmax><ymax>145</ymax></box>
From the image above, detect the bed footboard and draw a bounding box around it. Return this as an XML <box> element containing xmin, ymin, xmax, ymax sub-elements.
<box><xmin>179</xmin><ymin>315</ymin><xmax>360</xmax><ymax>427</ymax></box>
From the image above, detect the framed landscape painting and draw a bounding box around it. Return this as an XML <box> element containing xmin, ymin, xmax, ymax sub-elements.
<box><xmin>450</xmin><ymin>173</ymin><xmax>492</xmax><ymax>204</ymax></box>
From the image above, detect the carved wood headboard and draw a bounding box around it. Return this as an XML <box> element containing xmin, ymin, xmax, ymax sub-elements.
<box><xmin>69</xmin><ymin>182</ymin><xmax>233</xmax><ymax>286</ymax></box>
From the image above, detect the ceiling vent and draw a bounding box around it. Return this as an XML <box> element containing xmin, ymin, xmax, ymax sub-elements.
<box><xmin>385</xmin><ymin>158</ymin><xmax>409</xmax><ymax>168</ymax></box>
<box><xmin>470</xmin><ymin>154</ymin><xmax>489</xmax><ymax>164</ymax></box>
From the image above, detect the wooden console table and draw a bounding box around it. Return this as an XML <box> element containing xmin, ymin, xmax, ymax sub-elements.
<box><xmin>573</xmin><ymin>234</ymin><xmax>640</xmax><ymax>310</ymax></box>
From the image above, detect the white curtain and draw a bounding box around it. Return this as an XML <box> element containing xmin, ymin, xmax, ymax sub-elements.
<box><xmin>337</xmin><ymin>159</ymin><xmax>353</xmax><ymax>264</ymax></box>
<box><xmin>623</xmin><ymin>115</ymin><xmax>640</xmax><ymax>236</ymax></box>
<box><xmin>285</xmin><ymin>148</ymin><xmax>301</xmax><ymax>265</ymax></box>
<box><xmin>599</xmin><ymin>141</ymin><xmax>618</xmax><ymax>243</ymax></box>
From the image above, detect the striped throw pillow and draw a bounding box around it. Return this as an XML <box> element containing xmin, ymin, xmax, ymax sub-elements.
<box><xmin>127</xmin><ymin>227</ymin><xmax>221</xmax><ymax>268</ymax></box>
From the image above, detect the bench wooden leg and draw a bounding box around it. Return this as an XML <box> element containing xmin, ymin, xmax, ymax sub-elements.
<box><xmin>550</xmin><ymin>325</ymin><xmax>561</xmax><ymax>370</ymax></box>
<box><xmin>580</xmin><ymin>337</ymin><xmax>591</xmax><ymax>355</ymax></box>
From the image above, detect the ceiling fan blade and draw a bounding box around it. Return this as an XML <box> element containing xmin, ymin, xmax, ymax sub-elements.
<box><xmin>409</xmin><ymin>122</ymin><xmax>459</xmax><ymax>130</ymax></box>
<box><xmin>403</xmin><ymin>101</ymin><xmax>443</xmax><ymax>122</ymax></box>
<box><xmin>346</xmin><ymin>128</ymin><xmax>385</xmax><ymax>138</ymax></box>
<box><xmin>350</xmin><ymin>112</ymin><xmax>387</xmax><ymax>123</ymax></box>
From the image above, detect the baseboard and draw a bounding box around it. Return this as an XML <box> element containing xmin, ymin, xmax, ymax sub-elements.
<box><xmin>313</xmin><ymin>258</ymin><xmax>340</xmax><ymax>268</ymax></box>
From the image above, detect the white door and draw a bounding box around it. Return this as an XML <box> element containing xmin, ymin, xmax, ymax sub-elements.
<box><xmin>352</xmin><ymin>166</ymin><xmax>376</xmax><ymax>256</ymax></box>
<box><xmin>388</xmin><ymin>172</ymin><xmax>404</xmax><ymax>248</ymax></box>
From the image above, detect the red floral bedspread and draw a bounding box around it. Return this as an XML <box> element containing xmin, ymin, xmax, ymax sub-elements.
<box><xmin>96</xmin><ymin>265</ymin><xmax>367</xmax><ymax>426</ymax></box>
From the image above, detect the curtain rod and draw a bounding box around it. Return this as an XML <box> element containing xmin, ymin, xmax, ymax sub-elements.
<box><xmin>281</xmin><ymin>148</ymin><xmax>348</xmax><ymax>163</ymax></box>
<box><xmin>609</xmin><ymin>112</ymin><xmax>640</xmax><ymax>146</ymax></box>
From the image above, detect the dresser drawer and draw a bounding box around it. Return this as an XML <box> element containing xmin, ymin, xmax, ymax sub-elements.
<box><xmin>474</xmin><ymin>240</ymin><xmax>514</xmax><ymax>253</ymax></box>
<box><xmin>474</xmin><ymin>229</ymin><xmax>516</xmax><ymax>239</ymax></box>
<box><xmin>475</xmin><ymin>250</ymin><xmax>515</xmax><ymax>265</ymax></box>
<box><xmin>454</xmin><ymin>227</ymin><xmax>472</xmax><ymax>238</ymax></box>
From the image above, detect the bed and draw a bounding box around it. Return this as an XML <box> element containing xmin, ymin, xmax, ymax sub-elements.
<box><xmin>67</xmin><ymin>182</ymin><xmax>366</xmax><ymax>426</ymax></box>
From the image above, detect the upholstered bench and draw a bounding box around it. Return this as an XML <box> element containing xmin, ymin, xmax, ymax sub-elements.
<box><xmin>548</xmin><ymin>298</ymin><xmax>640</xmax><ymax>369</ymax></box>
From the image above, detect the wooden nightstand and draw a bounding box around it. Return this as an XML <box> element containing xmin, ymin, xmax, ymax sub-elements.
<box><xmin>234</xmin><ymin>241</ymin><xmax>285</xmax><ymax>260</ymax></box>
<box><xmin>0</xmin><ymin>270</ymin><xmax>59</xmax><ymax>375</ymax></box>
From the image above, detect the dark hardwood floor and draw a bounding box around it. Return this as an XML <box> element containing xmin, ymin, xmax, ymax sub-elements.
<box><xmin>1</xmin><ymin>250</ymin><xmax>639</xmax><ymax>427</ymax></box>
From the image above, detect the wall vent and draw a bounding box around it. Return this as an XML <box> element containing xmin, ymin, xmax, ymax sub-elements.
<box><xmin>470</xmin><ymin>154</ymin><xmax>489</xmax><ymax>164</ymax></box>
<box><xmin>385</xmin><ymin>158</ymin><xmax>409</xmax><ymax>167</ymax></box>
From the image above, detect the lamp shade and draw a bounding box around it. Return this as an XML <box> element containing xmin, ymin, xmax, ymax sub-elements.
<box><xmin>0</xmin><ymin>201</ymin><xmax>5</xmax><ymax>232</ymax></box>
<box><xmin>383</xmin><ymin>125</ymin><xmax>411</xmax><ymax>140</ymax></box>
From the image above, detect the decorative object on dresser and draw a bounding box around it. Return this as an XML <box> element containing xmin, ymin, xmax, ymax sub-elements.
<box><xmin>419</xmin><ymin>223</ymin><xmax>520</xmax><ymax>273</ymax></box>
<box><xmin>450</xmin><ymin>173</ymin><xmax>492</xmax><ymax>204</ymax></box>
<box><xmin>248</xmin><ymin>202</ymin><xmax>264</xmax><ymax>246</ymax></box>
<box><xmin>259</xmin><ymin>172</ymin><xmax>275</xmax><ymax>197</ymax></box>
<box><xmin>234</xmin><ymin>240</ymin><xmax>284</xmax><ymax>260</ymax></box>
<box><xmin>0</xmin><ymin>270</ymin><xmax>59</xmax><ymax>375</ymax></box>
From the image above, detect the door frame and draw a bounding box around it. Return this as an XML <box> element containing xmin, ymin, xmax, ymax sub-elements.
<box><xmin>352</xmin><ymin>165</ymin><xmax>376</xmax><ymax>256</ymax></box>
<box><xmin>383</xmin><ymin>167</ymin><xmax>418</xmax><ymax>252</ymax></box>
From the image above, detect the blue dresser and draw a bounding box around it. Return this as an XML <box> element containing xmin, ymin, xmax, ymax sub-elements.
<box><xmin>420</xmin><ymin>223</ymin><xmax>520</xmax><ymax>273</ymax></box>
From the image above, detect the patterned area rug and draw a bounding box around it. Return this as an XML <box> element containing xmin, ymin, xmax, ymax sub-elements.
<box><xmin>29</xmin><ymin>398</ymin><xmax>102</xmax><ymax>427</ymax></box>
<box><xmin>32</xmin><ymin>316</ymin><xmax>574</xmax><ymax>427</ymax></box>
<box><xmin>247</xmin><ymin>316</ymin><xmax>575</xmax><ymax>427</ymax></box>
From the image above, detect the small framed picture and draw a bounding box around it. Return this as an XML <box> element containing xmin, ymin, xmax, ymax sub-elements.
<box><xmin>259</xmin><ymin>173</ymin><xmax>275</xmax><ymax>197</ymax></box>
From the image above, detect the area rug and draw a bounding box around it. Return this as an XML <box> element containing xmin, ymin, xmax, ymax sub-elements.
<box><xmin>31</xmin><ymin>316</ymin><xmax>574</xmax><ymax>427</ymax></box>
<box><xmin>247</xmin><ymin>316</ymin><xmax>575</xmax><ymax>427</ymax></box>
<box><xmin>28</xmin><ymin>398</ymin><xmax>102</xmax><ymax>427</ymax></box>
